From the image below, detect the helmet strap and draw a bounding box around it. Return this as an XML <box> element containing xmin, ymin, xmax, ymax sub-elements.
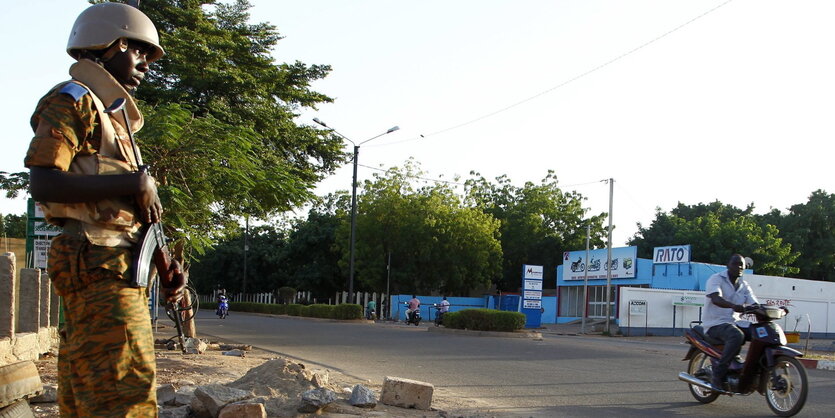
<box><xmin>99</xmin><ymin>38</ymin><xmax>129</xmax><ymax>63</ymax></box>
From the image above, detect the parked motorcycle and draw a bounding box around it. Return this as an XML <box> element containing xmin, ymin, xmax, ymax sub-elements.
<box><xmin>216</xmin><ymin>295</ymin><xmax>229</xmax><ymax>319</ymax></box>
<box><xmin>678</xmin><ymin>304</ymin><xmax>808</xmax><ymax>417</ymax></box>
<box><xmin>403</xmin><ymin>302</ymin><xmax>421</xmax><ymax>326</ymax></box>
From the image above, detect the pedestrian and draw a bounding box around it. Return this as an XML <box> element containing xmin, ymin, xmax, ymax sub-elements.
<box><xmin>25</xmin><ymin>3</ymin><xmax>184</xmax><ymax>416</ymax></box>
<box><xmin>366</xmin><ymin>299</ymin><xmax>377</xmax><ymax>320</ymax></box>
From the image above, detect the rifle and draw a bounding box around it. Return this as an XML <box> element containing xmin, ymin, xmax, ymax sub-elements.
<box><xmin>104</xmin><ymin>97</ymin><xmax>187</xmax><ymax>353</ymax></box>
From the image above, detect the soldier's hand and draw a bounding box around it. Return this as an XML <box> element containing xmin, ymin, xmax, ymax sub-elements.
<box><xmin>163</xmin><ymin>260</ymin><xmax>186</xmax><ymax>303</ymax></box>
<box><xmin>136</xmin><ymin>171</ymin><xmax>163</xmax><ymax>223</ymax></box>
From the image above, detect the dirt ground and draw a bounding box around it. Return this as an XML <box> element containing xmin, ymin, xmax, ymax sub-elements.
<box><xmin>29</xmin><ymin>325</ymin><xmax>495</xmax><ymax>418</ymax></box>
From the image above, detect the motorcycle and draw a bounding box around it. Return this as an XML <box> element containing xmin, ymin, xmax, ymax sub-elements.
<box><xmin>216</xmin><ymin>295</ymin><xmax>229</xmax><ymax>319</ymax></box>
<box><xmin>403</xmin><ymin>302</ymin><xmax>421</xmax><ymax>326</ymax></box>
<box><xmin>678</xmin><ymin>304</ymin><xmax>808</xmax><ymax>417</ymax></box>
<box><xmin>432</xmin><ymin>304</ymin><xmax>447</xmax><ymax>327</ymax></box>
<box><xmin>570</xmin><ymin>257</ymin><xmax>585</xmax><ymax>273</ymax></box>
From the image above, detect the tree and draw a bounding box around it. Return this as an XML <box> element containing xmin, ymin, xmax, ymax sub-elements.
<box><xmin>188</xmin><ymin>224</ymin><xmax>288</xmax><ymax>294</ymax></box>
<box><xmin>759</xmin><ymin>190</ymin><xmax>835</xmax><ymax>281</ymax></box>
<box><xmin>0</xmin><ymin>213</ymin><xmax>27</xmax><ymax>238</ymax></box>
<box><xmin>465</xmin><ymin>171</ymin><xmax>607</xmax><ymax>291</ymax></box>
<box><xmin>340</xmin><ymin>161</ymin><xmax>503</xmax><ymax>295</ymax></box>
<box><xmin>24</xmin><ymin>0</ymin><xmax>348</xmax><ymax>261</ymax></box>
<box><xmin>278</xmin><ymin>195</ymin><xmax>348</xmax><ymax>299</ymax></box>
<box><xmin>628</xmin><ymin>201</ymin><xmax>799</xmax><ymax>276</ymax></box>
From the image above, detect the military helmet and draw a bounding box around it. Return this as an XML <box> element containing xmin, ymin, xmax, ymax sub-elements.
<box><xmin>67</xmin><ymin>2</ymin><xmax>164</xmax><ymax>62</ymax></box>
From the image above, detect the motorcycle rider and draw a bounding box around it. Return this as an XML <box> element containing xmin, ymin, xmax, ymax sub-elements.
<box><xmin>405</xmin><ymin>294</ymin><xmax>420</xmax><ymax>322</ymax></box>
<box><xmin>216</xmin><ymin>289</ymin><xmax>229</xmax><ymax>316</ymax></box>
<box><xmin>702</xmin><ymin>254</ymin><xmax>759</xmax><ymax>390</ymax></box>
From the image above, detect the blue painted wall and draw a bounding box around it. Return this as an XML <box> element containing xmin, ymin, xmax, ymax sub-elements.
<box><xmin>389</xmin><ymin>294</ymin><xmax>559</xmax><ymax>325</ymax></box>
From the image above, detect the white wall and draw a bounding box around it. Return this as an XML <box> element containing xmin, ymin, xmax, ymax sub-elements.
<box><xmin>619</xmin><ymin>275</ymin><xmax>834</xmax><ymax>335</ymax></box>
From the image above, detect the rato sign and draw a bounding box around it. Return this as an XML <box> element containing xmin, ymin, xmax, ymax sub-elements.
<box><xmin>652</xmin><ymin>245</ymin><xmax>691</xmax><ymax>264</ymax></box>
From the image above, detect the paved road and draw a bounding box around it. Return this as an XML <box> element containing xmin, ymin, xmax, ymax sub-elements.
<box><xmin>194</xmin><ymin>311</ymin><xmax>835</xmax><ymax>417</ymax></box>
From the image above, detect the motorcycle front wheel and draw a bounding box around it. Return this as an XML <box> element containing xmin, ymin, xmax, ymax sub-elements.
<box><xmin>687</xmin><ymin>352</ymin><xmax>720</xmax><ymax>403</ymax></box>
<box><xmin>765</xmin><ymin>356</ymin><xmax>808</xmax><ymax>417</ymax></box>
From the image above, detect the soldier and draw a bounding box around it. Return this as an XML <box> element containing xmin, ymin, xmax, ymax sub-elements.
<box><xmin>24</xmin><ymin>3</ymin><xmax>184</xmax><ymax>416</ymax></box>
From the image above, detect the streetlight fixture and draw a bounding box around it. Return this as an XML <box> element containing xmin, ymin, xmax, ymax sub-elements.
<box><xmin>313</xmin><ymin>118</ymin><xmax>400</xmax><ymax>304</ymax></box>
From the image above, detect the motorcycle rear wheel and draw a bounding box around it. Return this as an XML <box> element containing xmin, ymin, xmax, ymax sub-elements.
<box><xmin>765</xmin><ymin>356</ymin><xmax>808</xmax><ymax>417</ymax></box>
<box><xmin>687</xmin><ymin>352</ymin><xmax>720</xmax><ymax>403</ymax></box>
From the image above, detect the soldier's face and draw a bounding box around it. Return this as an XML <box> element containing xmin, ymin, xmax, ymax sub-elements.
<box><xmin>104</xmin><ymin>40</ymin><xmax>153</xmax><ymax>90</ymax></box>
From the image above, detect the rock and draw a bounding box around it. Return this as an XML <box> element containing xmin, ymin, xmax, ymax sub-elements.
<box><xmin>310</xmin><ymin>370</ymin><xmax>330</xmax><ymax>388</ymax></box>
<box><xmin>158</xmin><ymin>405</ymin><xmax>191</xmax><ymax>418</ymax></box>
<box><xmin>174</xmin><ymin>386</ymin><xmax>196</xmax><ymax>406</ymax></box>
<box><xmin>298</xmin><ymin>387</ymin><xmax>338</xmax><ymax>413</ymax></box>
<box><xmin>194</xmin><ymin>384</ymin><xmax>254</xmax><ymax>417</ymax></box>
<box><xmin>189</xmin><ymin>394</ymin><xmax>209</xmax><ymax>418</ymax></box>
<box><xmin>349</xmin><ymin>384</ymin><xmax>377</xmax><ymax>408</ymax></box>
<box><xmin>157</xmin><ymin>383</ymin><xmax>177</xmax><ymax>406</ymax></box>
<box><xmin>219</xmin><ymin>344</ymin><xmax>252</xmax><ymax>351</ymax></box>
<box><xmin>29</xmin><ymin>384</ymin><xmax>57</xmax><ymax>403</ymax></box>
<box><xmin>184</xmin><ymin>338</ymin><xmax>208</xmax><ymax>354</ymax></box>
<box><xmin>221</xmin><ymin>349</ymin><xmax>246</xmax><ymax>357</ymax></box>
<box><xmin>0</xmin><ymin>361</ymin><xmax>42</xmax><ymax>408</ymax></box>
<box><xmin>380</xmin><ymin>376</ymin><xmax>433</xmax><ymax>410</ymax></box>
<box><xmin>218</xmin><ymin>402</ymin><xmax>266</xmax><ymax>418</ymax></box>
<box><xmin>177</xmin><ymin>380</ymin><xmax>196</xmax><ymax>387</ymax></box>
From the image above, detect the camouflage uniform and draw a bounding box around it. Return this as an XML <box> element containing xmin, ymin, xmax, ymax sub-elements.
<box><xmin>25</xmin><ymin>78</ymin><xmax>157</xmax><ymax>417</ymax></box>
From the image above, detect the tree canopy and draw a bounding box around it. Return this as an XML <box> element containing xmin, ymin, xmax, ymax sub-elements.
<box><xmin>85</xmin><ymin>0</ymin><xmax>344</xmax><ymax>257</ymax></box>
<box><xmin>628</xmin><ymin>201</ymin><xmax>799</xmax><ymax>276</ymax></box>
<box><xmin>465</xmin><ymin>171</ymin><xmax>607</xmax><ymax>290</ymax></box>
<box><xmin>341</xmin><ymin>162</ymin><xmax>503</xmax><ymax>295</ymax></box>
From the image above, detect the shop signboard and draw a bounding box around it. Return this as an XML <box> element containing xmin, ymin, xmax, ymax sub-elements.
<box><xmin>673</xmin><ymin>294</ymin><xmax>703</xmax><ymax>307</ymax></box>
<box><xmin>653</xmin><ymin>245</ymin><xmax>691</xmax><ymax>264</ymax></box>
<box><xmin>562</xmin><ymin>246</ymin><xmax>637</xmax><ymax>280</ymax></box>
<box><xmin>520</xmin><ymin>264</ymin><xmax>543</xmax><ymax>328</ymax></box>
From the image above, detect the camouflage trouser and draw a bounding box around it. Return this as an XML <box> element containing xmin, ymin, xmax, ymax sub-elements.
<box><xmin>50</xmin><ymin>234</ymin><xmax>157</xmax><ymax>417</ymax></box>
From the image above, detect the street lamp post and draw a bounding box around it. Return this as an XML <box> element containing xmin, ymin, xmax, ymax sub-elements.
<box><xmin>313</xmin><ymin>118</ymin><xmax>399</xmax><ymax>304</ymax></box>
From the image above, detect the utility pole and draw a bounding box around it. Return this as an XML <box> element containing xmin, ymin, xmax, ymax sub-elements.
<box><xmin>605</xmin><ymin>178</ymin><xmax>614</xmax><ymax>335</ymax></box>
<box><xmin>581</xmin><ymin>224</ymin><xmax>590</xmax><ymax>334</ymax></box>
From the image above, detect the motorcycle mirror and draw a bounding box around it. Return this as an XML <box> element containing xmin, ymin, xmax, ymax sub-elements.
<box><xmin>744</xmin><ymin>256</ymin><xmax>754</xmax><ymax>268</ymax></box>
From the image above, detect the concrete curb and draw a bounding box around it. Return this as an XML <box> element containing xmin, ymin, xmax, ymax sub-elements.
<box><xmin>799</xmin><ymin>358</ymin><xmax>835</xmax><ymax>372</ymax></box>
<box><xmin>427</xmin><ymin>326</ymin><xmax>542</xmax><ymax>340</ymax></box>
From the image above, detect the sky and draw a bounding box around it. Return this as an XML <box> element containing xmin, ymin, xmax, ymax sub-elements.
<box><xmin>3</xmin><ymin>0</ymin><xmax>835</xmax><ymax>248</ymax></box>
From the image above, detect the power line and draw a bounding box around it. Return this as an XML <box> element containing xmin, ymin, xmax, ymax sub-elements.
<box><xmin>373</xmin><ymin>0</ymin><xmax>733</xmax><ymax>147</ymax></box>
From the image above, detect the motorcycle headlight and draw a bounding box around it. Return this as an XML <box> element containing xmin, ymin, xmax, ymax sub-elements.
<box><xmin>764</xmin><ymin>307</ymin><xmax>785</xmax><ymax>319</ymax></box>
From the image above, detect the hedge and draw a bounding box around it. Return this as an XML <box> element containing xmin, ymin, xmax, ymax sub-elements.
<box><xmin>442</xmin><ymin>308</ymin><xmax>526</xmax><ymax>332</ymax></box>
<box><xmin>199</xmin><ymin>301</ymin><xmax>363</xmax><ymax>320</ymax></box>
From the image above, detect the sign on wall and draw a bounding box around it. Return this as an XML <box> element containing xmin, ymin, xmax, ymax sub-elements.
<box><xmin>562</xmin><ymin>246</ymin><xmax>637</xmax><ymax>280</ymax></box>
<box><xmin>673</xmin><ymin>294</ymin><xmax>703</xmax><ymax>307</ymax></box>
<box><xmin>653</xmin><ymin>245</ymin><xmax>691</xmax><ymax>264</ymax></box>
<box><xmin>629</xmin><ymin>300</ymin><xmax>647</xmax><ymax>315</ymax></box>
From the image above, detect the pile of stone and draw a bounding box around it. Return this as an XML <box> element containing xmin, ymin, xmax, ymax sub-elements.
<box><xmin>158</xmin><ymin>358</ymin><xmax>435</xmax><ymax>418</ymax></box>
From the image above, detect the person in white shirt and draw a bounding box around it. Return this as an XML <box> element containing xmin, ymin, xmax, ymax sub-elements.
<box><xmin>439</xmin><ymin>296</ymin><xmax>450</xmax><ymax>313</ymax></box>
<box><xmin>702</xmin><ymin>254</ymin><xmax>759</xmax><ymax>390</ymax></box>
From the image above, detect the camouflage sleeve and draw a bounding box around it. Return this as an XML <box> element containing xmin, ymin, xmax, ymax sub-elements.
<box><xmin>24</xmin><ymin>89</ymin><xmax>96</xmax><ymax>171</ymax></box>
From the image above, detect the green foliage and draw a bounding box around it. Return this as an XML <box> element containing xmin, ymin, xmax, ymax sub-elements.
<box><xmin>208</xmin><ymin>301</ymin><xmax>361</xmax><ymax>319</ymax></box>
<box><xmin>757</xmin><ymin>190</ymin><xmax>835</xmax><ymax>281</ymax></box>
<box><xmin>339</xmin><ymin>161</ymin><xmax>503</xmax><ymax>295</ymax></box>
<box><xmin>442</xmin><ymin>309</ymin><xmax>526</xmax><ymax>332</ymax></box>
<box><xmin>333</xmin><ymin>304</ymin><xmax>363</xmax><ymax>320</ymax></box>
<box><xmin>285</xmin><ymin>304</ymin><xmax>303</xmax><ymax>316</ymax></box>
<box><xmin>628</xmin><ymin>201</ymin><xmax>799</xmax><ymax>276</ymax></box>
<box><xmin>188</xmin><ymin>224</ymin><xmax>288</xmax><ymax>294</ymax></box>
<box><xmin>83</xmin><ymin>0</ymin><xmax>345</xmax><ymax>263</ymax></box>
<box><xmin>465</xmin><ymin>171</ymin><xmax>607</xmax><ymax>291</ymax></box>
<box><xmin>278</xmin><ymin>197</ymin><xmax>347</xmax><ymax>298</ymax></box>
<box><xmin>0</xmin><ymin>172</ymin><xmax>28</xmax><ymax>199</ymax></box>
<box><xmin>277</xmin><ymin>286</ymin><xmax>296</xmax><ymax>303</ymax></box>
<box><xmin>0</xmin><ymin>213</ymin><xmax>26</xmax><ymax>238</ymax></box>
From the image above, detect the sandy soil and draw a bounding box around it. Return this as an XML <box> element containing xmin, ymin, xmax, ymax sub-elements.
<box><xmin>29</xmin><ymin>326</ymin><xmax>495</xmax><ymax>417</ymax></box>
